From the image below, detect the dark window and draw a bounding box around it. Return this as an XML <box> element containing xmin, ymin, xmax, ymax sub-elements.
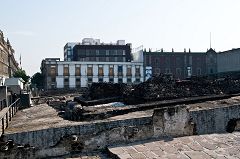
<box><xmin>135</xmin><ymin>66</ymin><xmax>140</xmax><ymax>76</ymax></box>
<box><xmin>109</xmin><ymin>57</ymin><xmax>115</xmax><ymax>62</ymax></box>
<box><xmin>117</xmin><ymin>57</ymin><xmax>123</xmax><ymax>62</ymax></box>
<box><xmin>118</xmin><ymin>78</ymin><xmax>123</xmax><ymax>83</ymax></box>
<box><xmin>76</xmin><ymin>78</ymin><xmax>80</xmax><ymax>82</ymax></box>
<box><xmin>99</xmin><ymin>57</ymin><xmax>106</xmax><ymax>62</ymax></box>
<box><xmin>118</xmin><ymin>65</ymin><xmax>123</xmax><ymax>76</ymax></box>
<box><xmin>109</xmin><ymin>78</ymin><xmax>114</xmax><ymax>83</ymax></box>
<box><xmin>99</xmin><ymin>78</ymin><xmax>103</xmax><ymax>82</ymax></box>
<box><xmin>99</xmin><ymin>50</ymin><xmax>106</xmax><ymax>56</ymax></box>
<box><xmin>127</xmin><ymin>78</ymin><xmax>132</xmax><ymax>83</ymax></box>
<box><xmin>109</xmin><ymin>66</ymin><xmax>114</xmax><ymax>76</ymax></box>
<box><xmin>117</xmin><ymin>50</ymin><xmax>123</xmax><ymax>55</ymax></box>
<box><xmin>64</xmin><ymin>78</ymin><xmax>69</xmax><ymax>82</ymax></box>
<box><xmin>87</xmin><ymin>66</ymin><xmax>93</xmax><ymax>76</ymax></box>
<box><xmin>136</xmin><ymin>78</ymin><xmax>140</xmax><ymax>83</ymax></box>
<box><xmin>88</xmin><ymin>77</ymin><xmax>92</xmax><ymax>83</ymax></box>
<box><xmin>51</xmin><ymin>78</ymin><xmax>56</xmax><ymax>82</ymax></box>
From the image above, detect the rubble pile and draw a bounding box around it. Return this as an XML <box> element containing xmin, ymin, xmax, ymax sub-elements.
<box><xmin>127</xmin><ymin>75</ymin><xmax>240</xmax><ymax>104</ymax></box>
<box><xmin>85</xmin><ymin>83</ymin><xmax>132</xmax><ymax>100</ymax></box>
<box><xmin>80</xmin><ymin>74</ymin><xmax>240</xmax><ymax>105</ymax></box>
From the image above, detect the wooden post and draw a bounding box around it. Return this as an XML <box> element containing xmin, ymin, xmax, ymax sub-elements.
<box><xmin>9</xmin><ymin>108</ymin><xmax>11</xmax><ymax>121</ymax></box>
<box><xmin>2</xmin><ymin>118</ymin><xmax>4</xmax><ymax>134</ymax></box>
<box><xmin>12</xmin><ymin>106</ymin><xmax>14</xmax><ymax>117</ymax></box>
<box><xmin>6</xmin><ymin>113</ymin><xmax>8</xmax><ymax>128</ymax></box>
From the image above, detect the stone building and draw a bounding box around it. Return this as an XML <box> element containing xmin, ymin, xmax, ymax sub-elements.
<box><xmin>0</xmin><ymin>30</ymin><xmax>20</xmax><ymax>85</ymax></box>
<box><xmin>143</xmin><ymin>49</ymin><xmax>208</xmax><ymax>79</ymax></box>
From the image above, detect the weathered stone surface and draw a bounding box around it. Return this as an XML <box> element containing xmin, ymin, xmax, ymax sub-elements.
<box><xmin>109</xmin><ymin>132</ymin><xmax>240</xmax><ymax>159</ymax></box>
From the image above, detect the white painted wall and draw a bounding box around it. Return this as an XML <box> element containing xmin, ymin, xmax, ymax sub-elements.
<box><xmin>69</xmin><ymin>64</ymin><xmax>75</xmax><ymax>76</ymax></box>
<box><xmin>93</xmin><ymin>77</ymin><xmax>98</xmax><ymax>83</ymax></box>
<box><xmin>81</xmin><ymin>77</ymin><xmax>87</xmax><ymax>87</ymax></box>
<box><xmin>114</xmin><ymin>65</ymin><xmax>118</xmax><ymax>77</ymax></box>
<box><xmin>103</xmin><ymin>65</ymin><xmax>109</xmax><ymax>76</ymax></box>
<box><xmin>69</xmin><ymin>76</ymin><xmax>75</xmax><ymax>88</ymax></box>
<box><xmin>81</xmin><ymin>65</ymin><xmax>87</xmax><ymax>76</ymax></box>
<box><xmin>123</xmin><ymin>65</ymin><xmax>127</xmax><ymax>76</ymax></box>
<box><xmin>58</xmin><ymin>65</ymin><xmax>63</xmax><ymax>76</ymax></box>
<box><xmin>93</xmin><ymin>65</ymin><xmax>98</xmax><ymax>76</ymax></box>
<box><xmin>56</xmin><ymin>77</ymin><xmax>64</xmax><ymax>88</ymax></box>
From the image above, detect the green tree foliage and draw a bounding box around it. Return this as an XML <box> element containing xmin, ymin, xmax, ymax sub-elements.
<box><xmin>13</xmin><ymin>69</ymin><xmax>30</xmax><ymax>84</ymax></box>
<box><xmin>31</xmin><ymin>72</ymin><xmax>44</xmax><ymax>89</ymax></box>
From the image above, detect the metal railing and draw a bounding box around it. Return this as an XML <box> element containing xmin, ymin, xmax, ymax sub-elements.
<box><xmin>0</xmin><ymin>98</ymin><xmax>20</xmax><ymax>136</ymax></box>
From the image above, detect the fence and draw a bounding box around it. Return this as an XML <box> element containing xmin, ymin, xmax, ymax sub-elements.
<box><xmin>0</xmin><ymin>98</ymin><xmax>20</xmax><ymax>136</ymax></box>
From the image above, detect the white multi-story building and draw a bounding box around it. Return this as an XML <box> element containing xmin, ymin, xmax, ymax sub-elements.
<box><xmin>41</xmin><ymin>58</ymin><xmax>143</xmax><ymax>89</ymax></box>
<box><xmin>42</xmin><ymin>38</ymin><xmax>144</xmax><ymax>90</ymax></box>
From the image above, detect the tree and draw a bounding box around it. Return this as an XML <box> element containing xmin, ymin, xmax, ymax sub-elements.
<box><xmin>13</xmin><ymin>69</ymin><xmax>30</xmax><ymax>84</ymax></box>
<box><xmin>31</xmin><ymin>72</ymin><xmax>44</xmax><ymax>89</ymax></box>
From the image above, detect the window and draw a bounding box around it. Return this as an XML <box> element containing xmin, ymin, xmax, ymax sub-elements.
<box><xmin>109</xmin><ymin>78</ymin><xmax>114</xmax><ymax>83</ymax></box>
<box><xmin>99</xmin><ymin>57</ymin><xmax>106</xmax><ymax>62</ymax></box>
<box><xmin>109</xmin><ymin>65</ymin><xmax>114</xmax><ymax>76</ymax></box>
<box><xmin>75</xmin><ymin>65</ymin><xmax>81</xmax><ymax>76</ymax></box>
<box><xmin>117</xmin><ymin>57</ymin><xmax>123</xmax><ymax>62</ymax></box>
<box><xmin>89</xmin><ymin>57</ymin><xmax>96</xmax><ymax>61</ymax></box>
<box><xmin>136</xmin><ymin>78</ymin><xmax>140</xmax><ymax>83</ymax></box>
<box><xmin>117</xmin><ymin>50</ymin><xmax>123</xmax><ymax>55</ymax></box>
<box><xmin>98</xmin><ymin>78</ymin><xmax>103</xmax><ymax>82</ymax></box>
<box><xmin>165</xmin><ymin>68</ymin><xmax>171</xmax><ymax>74</ymax></box>
<box><xmin>98</xmin><ymin>65</ymin><xmax>103</xmax><ymax>76</ymax></box>
<box><xmin>99</xmin><ymin>50</ymin><xmax>106</xmax><ymax>56</ymax></box>
<box><xmin>197</xmin><ymin>68</ymin><xmax>201</xmax><ymax>76</ymax></box>
<box><xmin>64</xmin><ymin>78</ymin><xmax>69</xmax><ymax>83</ymax></box>
<box><xmin>64</xmin><ymin>65</ymin><xmax>69</xmax><ymax>76</ymax></box>
<box><xmin>88</xmin><ymin>77</ymin><xmax>92</xmax><ymax>83</ymax></box>
<box><xmin>87</xmin><ymin>65</ymin><xmax>93</xmax><ymax>76</ymax></box>
<box><xmin>127</xmin><ymin>66</ymin><xmax>132</xmax><ymax>76</ymax></box>
<box><xmin>127</xmin><ymin>78</ymin><xmax>132</xmax><ymax>83</ymax></box>
<box><xmin>51</xmin><ymin>78</ymin><xmax>56</xmax><ymax>82</ymax></box>
<box><xmin>76</xmin><ymin>78</ymin><xmax>80</xmax><ymax>82</ymax></box>
<box><xmin>165</xmin><ymin>57</ymin><xmax>170</xmax><ymax>65</ymax></box>
<box><xmin>50</xmin><ymin>67</ymin><xmax>56</xmax><ymax>76</ymax></box>
<box><xmin>155</xmin><ymin>68</ymin><xmax>160</xmax><ymax>75</ymax></box>
<box><xmin>135</xmin><ymin>66</ymin><xmax>140</xmax><ymax>76</ymax></box>
<box><xmin>109</xmin><ymin>57</ymin><xmax>115</xmax><ymax>62</ymax></box>
<box><xmin>118</xmin><ymin>65</ymin><xmax>123</xmax><ymax>76</ymax></box>
<box><xmin>109</xmin><ymin>50</ymin><xmax>115</xmax><ymax>55</ymax></box>
<box><xmin>118</xmin><ymin>78</ymin><xmax>123</xmax><ymax>83</ymax></box>
<box><xmin>176</xmin><ymin>68</ymin><xmax>181</xmax><ymax>76</ymax></box>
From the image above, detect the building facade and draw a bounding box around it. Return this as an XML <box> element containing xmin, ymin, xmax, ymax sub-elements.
<box><xmin>41</xmin><ymin>58</ymin><xmax>143</xmax><ymax>90</ymax></box>
<box><xmin>0</xmin><ymin>30</ymin><xmax>20</xmax><ymax>85</ymax></box>
<box><xmin>64</xmin><ymin>38</ymin><xmax>132</xmax><ymax>62</ymax></box>
<box><xmin>143</xmin><ymin>49</ymin><xmax>208</xmax><ymax>79</ymax></box>
<box><xmin>42</xmin><ymin>39</ymin><xmax>143</xmax><ymax>90</ymax></box>
<box><xmin>217</xmin><ymin>48</ymin><xmax>240</xmax><ymax>73</ymax></box>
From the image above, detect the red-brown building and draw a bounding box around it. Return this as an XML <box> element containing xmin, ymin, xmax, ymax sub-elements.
<box><xmin>143</xmin><ymin>48</ymin><xmax>217</xmax><ymax>79</ymax></box>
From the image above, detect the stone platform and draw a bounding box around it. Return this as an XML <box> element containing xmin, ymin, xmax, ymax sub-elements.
<box><xmin>108</xmin><ymin>132</ymin><xmax>240</xmax><ymax>159</ymax></box>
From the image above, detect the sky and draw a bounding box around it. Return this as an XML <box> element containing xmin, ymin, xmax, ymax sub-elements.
<box><xmin>1</xmin><ymin>0</ymin><xmax>240</xmax><ymax>76</ymax></box>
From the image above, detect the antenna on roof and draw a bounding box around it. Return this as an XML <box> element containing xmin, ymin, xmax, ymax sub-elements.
<box><xmin>210</xmin><ymin>32</ymin><xmax>212</xmax><ymax>48</ymax></box>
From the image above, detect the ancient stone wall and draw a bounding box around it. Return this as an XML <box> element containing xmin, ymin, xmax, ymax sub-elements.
<box><xmin>2</xmin><ymin>104</ymin><xmax>240</xmax><ymax>158</ymax></box>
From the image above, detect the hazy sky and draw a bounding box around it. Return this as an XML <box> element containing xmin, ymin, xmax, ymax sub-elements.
<box><xmin>1</xmin><ymin>0</ymin><xmax>240</xmax><ymax>76</ymax></box>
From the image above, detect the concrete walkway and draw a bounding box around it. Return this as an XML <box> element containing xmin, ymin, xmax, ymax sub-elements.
<box><xmin>108</xmin><ymin>132</ymin><xmax>240</xmax><ymax>159</ymax></box>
